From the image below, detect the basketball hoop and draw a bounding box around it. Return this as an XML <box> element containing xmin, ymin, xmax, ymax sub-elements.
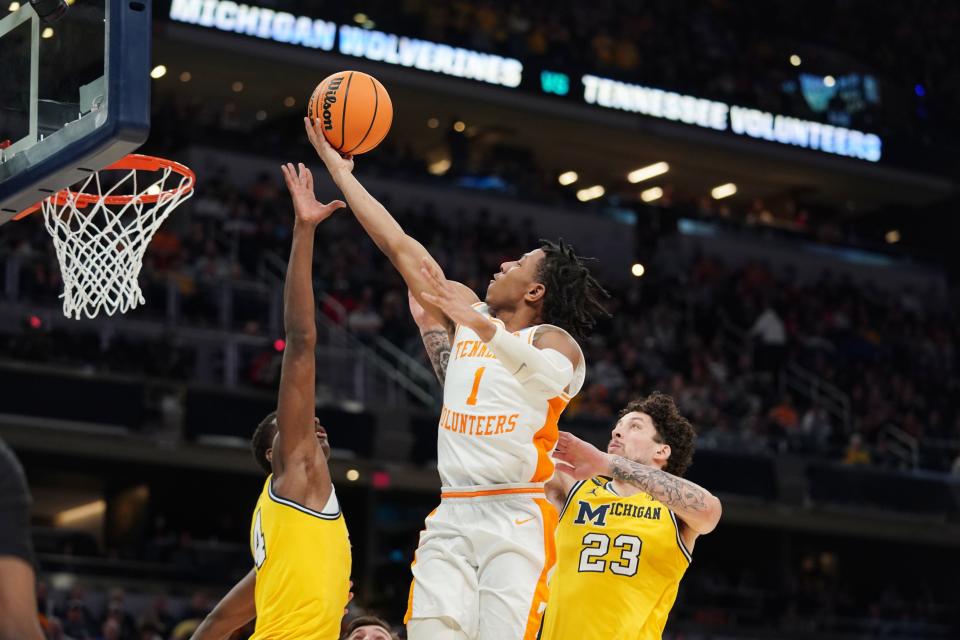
<box><xmin>17</xmin><ymin>154</ymin><xmax>195</xmax><ymax>319</ymax></box>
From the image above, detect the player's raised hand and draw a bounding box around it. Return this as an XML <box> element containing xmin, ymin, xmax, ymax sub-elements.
<box><xmin>305</xmin><ymin>117</ymin><xmax>355</xmax><ymax>175</ymax></box>
<box><xmin>553</xmin><ymin>431</ymin><xmax>611</xmax><ymax>481</ymax></box>
<box><xmin>419</xmin><ymin>258</ymin><xmax>485</xmax><ymax>329</ymax></box>
<box><xmin>281</xmin><ymin>162</ymin><xmax>345</xmax><ymax>226</ymax></box>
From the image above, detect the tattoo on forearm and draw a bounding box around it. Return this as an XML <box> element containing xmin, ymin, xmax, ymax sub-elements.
<box><xmin>610</xmin><ymin>456</ymin><xmax>709</xmax><ymax>512</ymax></box>
<box><xmin>422</xmin><ymin>330</ymin><xmax>451</xmax><ymax>386</ymax></box>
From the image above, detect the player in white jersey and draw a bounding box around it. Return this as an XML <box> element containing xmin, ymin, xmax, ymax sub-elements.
<box><xmin>307</xmin><ymin>119</ymin><xmax>608</xmax><ymax>640</ymax></box>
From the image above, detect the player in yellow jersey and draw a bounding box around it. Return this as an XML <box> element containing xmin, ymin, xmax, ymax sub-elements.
<box><xmin>540</xmin><ymin>392</ymin><xmax>723</xmax><ymax>639</ymax></box>
<box><xmin>190</xmin><ymin>163</ymin><xmax>351</xmax><ymax>640</ymax></box>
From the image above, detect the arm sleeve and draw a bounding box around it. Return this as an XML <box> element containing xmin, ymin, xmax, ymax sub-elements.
<box><xmin>485</xmin><ymin>324</ymin><xmax>574</xmax><ymax>398</ymax></box>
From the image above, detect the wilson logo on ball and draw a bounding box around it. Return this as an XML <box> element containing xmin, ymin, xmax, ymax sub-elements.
<box><xmin>321</xmin><ymin>76</ymin><xmax>344</xmax><ymax>130</ymax></box>
<box><xmin>308</xmin><ymin>70</ymin><xmax>393</xmax><ymax>155</ymax></box>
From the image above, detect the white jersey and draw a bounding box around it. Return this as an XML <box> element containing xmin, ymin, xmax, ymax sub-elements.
<box><xmin>437</xmin><ymin>303</ymin><xmax>586</xmax><ymax>489</ymax></box>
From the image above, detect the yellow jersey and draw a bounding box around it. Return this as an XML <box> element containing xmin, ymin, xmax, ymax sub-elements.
<box><xmin>539</xmin><ymin>477</ymin><xmax>691</xmax><ymax>640</ymax></box>
<box><xmin>249</xmin><ymin>476</ymin><xmax>351</xmax><ymax>640</ymax></box>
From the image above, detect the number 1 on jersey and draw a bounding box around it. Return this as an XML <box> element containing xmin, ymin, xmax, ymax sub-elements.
<box><xmin>466</xmin><ymin>366</ymin><xmax>486</xmax><ymax>406</ymax></box>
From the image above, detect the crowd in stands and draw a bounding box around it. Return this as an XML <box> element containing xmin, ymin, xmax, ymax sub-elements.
<box><xmin>1</xmin><ymin>163</ymin><xmax>958</xmax><ymax>474</ymax></box>
<box><xmin>33</xmin><ymin>581</ymin><xmax>400</xmax><ymax>639</ymax></box>
<box><xmin>30</xmin><ymin>552</ymin><xmax>958</xmax><ymax>640</ymax></box>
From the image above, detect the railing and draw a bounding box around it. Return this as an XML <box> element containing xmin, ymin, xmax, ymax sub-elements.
<box><xmin>716</xmin><ymin>309</ymin><xmax>853</xmax><ymax>434</ymax></box>
<box><xmin>260</xmin><ymin>252</ymin><xmax>437</xmax><ymax>407</ymax></box>
<box><xmin>1</xmin><ymin>251</ymin><xmax>434</xmax><ymax>405</ymax></box>
<box><xmin>781</xmin><ymin>361</ymin><xmax>852</xmax><ymax>434</ymax></box>
<box><xmin>718</xmin><ymin>312</ymin><xmax>750</xmax><ymax>363</ymax></box>
<box><xmin>370</xmin><ymin>335</ymin><xmax>441</xmax><ymax>403</ymax></box>
<box><xmin>882</xmin><ymin>423</ymin><xmax>920</xmax><ymax>469</ymax></box>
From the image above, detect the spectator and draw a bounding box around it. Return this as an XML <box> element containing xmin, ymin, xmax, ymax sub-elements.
<box><xmin>139</xmin><ymin>596</ymin><xmax>175</xmax><ymax>638</ymax></box>
<box><xmin>769</xmin><ymin>395</ymin><xmax>799</xmax><ymax>429</ymax></box>
<box><xmin>347</xmin><ymin>288</ymin><xmax>385</xmax><ymax>340</ymax></box>
<box><xmin>99</xmin><ymin>617</ymin><xmax>121</xmax><ymax>640</ymax></box>
<box><xmin>137</xmin><ymin>620</ymin><xmax>164</xmax><ymax>640</ymax></box>
<box><xmin>170</xmin><ymin>618</ymin><xmax>201</xmax><ymax>640</ymax></box>
<box><xmin>751</xmin><ymin>302</ymin><xmax>787</xmax><ymax>375</ymax></box>
<box><xmin>800</xmin><ymin>403</ymin><xmax>833</xmax><ymax>451</ymax></box>
<box><xmin>842</xmin><ymin>433</ymin><xmax>871</xmax><ymax>466</ymax></box>
<box><xmin>102</xmin><ymin>588</ymin><xmax>137</xmax><ymax>638</ymax></box>
<box><xmin>62</xmin><ymin>599</ymin><xmax>95</xmax><ymax>639</ymax></box>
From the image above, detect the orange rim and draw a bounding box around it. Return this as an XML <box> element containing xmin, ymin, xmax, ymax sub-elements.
<box><xmin>14</xmin><ymin>154</ymin><xmax>196</xmax><ymax>220</ymax></box>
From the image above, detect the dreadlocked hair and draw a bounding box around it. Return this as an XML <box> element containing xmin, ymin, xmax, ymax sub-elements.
<box><xmin>619</xmin><ymin>392</ymin><xmax>696</xmax><ymax>477</ymax></box>
<box><xmin>536</xmin><ymin>238</ymin><xmax>611</xmax><ymax>341</ymax></box>
<box><xmin>251</xmin><ymin>411</ymin><xmax>278</xmax><ymax>475</ymax></box>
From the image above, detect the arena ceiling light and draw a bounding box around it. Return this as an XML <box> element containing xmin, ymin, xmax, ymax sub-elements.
<box><xmin>824</xmin><ymin>75</ymin><xmax>836</xmax><ymax>87</ymax></box>
<box><xmin>789</xmin><ymin>54</ymin><xmax>801</xmax><ymax>67</ymax></box>
<box><xmin>576</xmin><ymin>185</ymin><xmax>605</xmax><ymax>201</ymax></box>
<box><xmin>640</xmin><ymin>186</ymin><xmax>663</xmax><ymax>202</ymax></box>
<box><xmin>627</xmin><ymin>161</ymin><xmax>669</xmax><ymax>184</ymax></box>
<box><xmin>631</xmin><ymin>263</ymin><xmax>646</xmax><ymax>277</ymax></box>
<box><xmin>711</xmin><ymin>183</ymin><xmax>737</xmax><ymax>199</ymax></box>
<box><xmin>56</xmin><ymin>499</ymin><xmax>106</xmax><ymax>525</ymax></box>
<box><xmin>150</xmin><ymin>65</ymin><xmax>167</xmax><ymax>79</ymax></box>
<box><xmin>9</xmin><ymin>2</ymin><xmax>21</xmax><ymax>11</ymax></box>
<box><xmin>428</xmin><ymin>158</ymin><xmax>451</xmax><ymax>176</ymax></box>
<box><xmin>558</xmin><ymin>171</ymin><xmax>578</xmax><ymax>186</ymax></box>
<box><xmin>885</xmin><ymin>229</ymin><xmax>901</xmax><ymax>244</ymax></box>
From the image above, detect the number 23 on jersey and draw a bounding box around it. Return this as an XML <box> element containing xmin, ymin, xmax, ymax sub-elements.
<box><xmin>578</xmin><ymin>532</ymin><xmax>642</xmax><ymax>576</ymax></box>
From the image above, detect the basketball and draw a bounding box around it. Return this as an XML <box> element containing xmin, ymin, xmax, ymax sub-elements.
<box><xmin>308</xmin><ymin>71</ymin><xmax>393</xmax><ymax>155</ymax></box>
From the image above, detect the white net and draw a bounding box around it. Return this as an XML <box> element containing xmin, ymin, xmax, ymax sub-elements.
<box><xmin>40</xmin><ymin>162</ymin><xmax>194</xmax><ymax>319</ymax></box>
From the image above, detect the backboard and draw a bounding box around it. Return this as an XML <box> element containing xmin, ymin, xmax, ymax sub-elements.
<box><xmin>0</xmin><ymin>0</ymin><xmax>152</xmax><ymax>223</ymax></box>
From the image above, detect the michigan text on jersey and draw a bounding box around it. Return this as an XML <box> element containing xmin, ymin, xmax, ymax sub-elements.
<box><xmin>573</xmin><ymin>500</ymin><xmax>662</xmax><ymax>527</ymax></box>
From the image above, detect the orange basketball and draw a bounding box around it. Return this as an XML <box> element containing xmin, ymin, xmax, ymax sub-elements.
<box><xmin>308</xmin><ymin>71</ymin><xmax>393</xmax><ymax>155</ymax></box>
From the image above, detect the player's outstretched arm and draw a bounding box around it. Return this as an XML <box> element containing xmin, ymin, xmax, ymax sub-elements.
<box><xmin>553</xmin><ymin>431</ymin><xmax>722</xmax><ymax>535</ymax></box>
<box><xmin>274</xmin><ymin>164</ymin><xmax>343</xmax><ymax>498</ymax></box>
<box><xmin>409</xmin><ymin>291</ymin><xmax>452</xmax><ymax>385</ymax></box>
<box><xmin>305</xmin><ymin>118</ymin><xmax>476</xmax><ymax>330</ymax></box>
<box><xmin>190</xmin><ymin>569</ymin><xmax>256</xmax><ymax>640</ymax></box>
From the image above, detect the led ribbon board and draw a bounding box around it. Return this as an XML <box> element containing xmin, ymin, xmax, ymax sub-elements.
<box><xmin>582</xmin><ymin>75</ymin><xmax>882</xmax><ymax>162</ymax></box>
<box><xmin>168</xmin><ymin>0</ymin><xmax>523</xmax><ymax>88</ymax></box>
<box><xmin>168</xmin><ymin>1</ymin><xmax>882</xmax><ymax>161</ymax></box>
